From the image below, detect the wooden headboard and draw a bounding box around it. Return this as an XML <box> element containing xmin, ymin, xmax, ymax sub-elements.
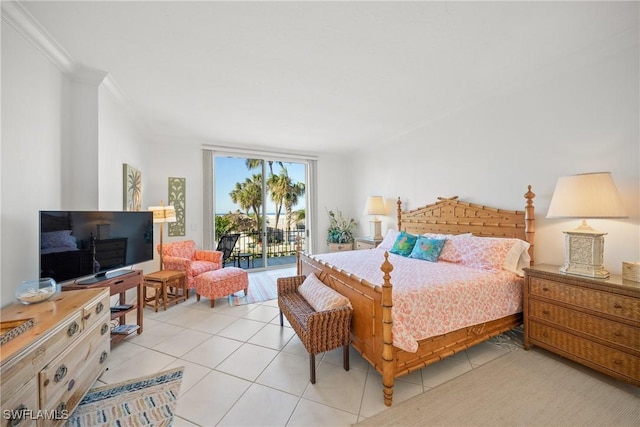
<box><xmin>396</xmin><ymin>186</ymin><xmax>535</xmax><ymax>263</ymax></box>
<box><xmin>41</xmin><ymin>212</ymin><xmax>72</xmax><ymax>233</ymax></box>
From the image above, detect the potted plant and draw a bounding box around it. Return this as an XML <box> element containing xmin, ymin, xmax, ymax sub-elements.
<box><xmin>326</xmin><ymin>209</ymin><xmax>357</xmax><ymax>252</ymax></box>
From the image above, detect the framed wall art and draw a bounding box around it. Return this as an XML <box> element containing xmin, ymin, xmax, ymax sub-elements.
<box><xmin>123</xmin><ymin>163</ymin><xmax>142</xmax><ymax>211</ymax></box>
<box><xmin>168</xmin><ymin>177</ymin><xmax>186</xmax><ymax>236</ymax></box>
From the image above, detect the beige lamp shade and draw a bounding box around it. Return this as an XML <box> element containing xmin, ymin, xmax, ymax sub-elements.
<box><xmin>148</xmin><ymin>205</ymin><xmax>177</xmax><ymax>223</ymax></box>
<box><xmin>364</xmin><ymin>196</ymin><xmax>386</xmax><ymax>217</ymax></box>
<box><xmin>547</xmin><ymin>172</ymin><xmax>626</xmax><ymax>219</ymax></box>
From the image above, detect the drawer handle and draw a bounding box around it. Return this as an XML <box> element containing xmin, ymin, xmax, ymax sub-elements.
<box><xmin>542</xmin><ymin>287</ymin><xmax>549</xmax><ymax>292</ymax></box>
<box><xmin>96</xmin><ymin>301</ymin><xmax>105</xmax><ymax>314</ymax></box>
<box><xmin>613</xmin><ymin>359</ymin><xmax>623</xmax><ymax>365</ymax></box>
<box><xmin>54</xmin><ymin>364</ymin><xmax>68</xmax><ymax>382</ymax></box>
<box><xmin>99</xmin><ymin>350</ymin><xmax>109</xmax><ymax>364</ymax></box>
<box><xmin>101</xmin><ymin>323</ymin><xmax>109</xmax><ymax>335</ymax></box>
<box><xmin>613</xmin><ymin>330</ymin><xmax>623</xmax><ymax>337</ymax></box>
<box><xmin>67</xmin><ymin>378</ymin><xmax>75</xmax><ymax>392</ymax></box>
<box><xmin>8</xmin><ymin>404</ymin><xmax>27</xmax><ymax>426</ymax></box>
<box><xmin>67</xmin><ymin>321</ymin><xmax>79</xmax><ymax>337</ymax></box>
<box><xmin>55</xmin><ymin>402</ymin><xmax>67</xmax><ymax>416</ymax></box>
<box><xmin>613</xmin><ymin>302</ymin><xmax>623</xmax><ymax>309</ymax></box>
<box><xmin>542</xmin><ymin>310</ymin><xmax>550</xmax><ymax>315</ymax></box>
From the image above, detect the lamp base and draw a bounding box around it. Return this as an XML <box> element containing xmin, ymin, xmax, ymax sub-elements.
<box><xmin>560</xmin><ymin>229</ymin><xmax>609</xmax><ymax>279</ymax></box>
<box><xmin>369</xmin><ymin>219</ymin><xmax>383</xmax><ymax>241</ymax></box>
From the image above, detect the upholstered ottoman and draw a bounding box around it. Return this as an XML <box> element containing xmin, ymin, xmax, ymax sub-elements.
<box><xmin>195</xmin><ymin>267</ymin><xmax>249</xmax><ymax>307</ymax></box>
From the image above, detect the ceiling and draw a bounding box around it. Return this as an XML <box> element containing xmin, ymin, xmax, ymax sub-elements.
<box><xmin>18</xmin><ymin>1</ymin><xmax>638</xmax><ymax>155</ymax></box>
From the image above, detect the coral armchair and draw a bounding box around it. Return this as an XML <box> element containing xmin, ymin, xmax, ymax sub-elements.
<box><xmin>159</xmin><ymin>240</ymin><xmax>223</xmax><ymax>289</ymax></box>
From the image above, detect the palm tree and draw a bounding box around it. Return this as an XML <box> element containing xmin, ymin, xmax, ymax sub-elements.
<box><xmin>267</xmin><ymin>166</ymin><xmax>296</xmax><ymax>231</ymax></box>
<box><xmin>229</xmin><ymin>174</ymin><xmax>263</xmax><ymax>233</ymax></box>
<box><xmin>245</xmin><ymin>158</ymin><xmax>284</xmax><ymax>176</ymax></box>
<box><xmin>284</xmin><ymin>178</ymin><xmax>306</xmax><ymax>237</ymax></box>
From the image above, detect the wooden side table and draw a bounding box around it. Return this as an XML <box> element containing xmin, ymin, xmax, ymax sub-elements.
<box><xmin>143</xmin><ymin>270</ymin><xmax>187</xmax><ymax>312</ymax></box>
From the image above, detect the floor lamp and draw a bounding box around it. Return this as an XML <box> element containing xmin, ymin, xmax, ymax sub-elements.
<box><xmin>547</xmin><ymin>172</ymin><xmax>627</xmax><ymax>279</ymax></box>
<box><xmin>148</xmin><ymin>202</ymin><xmax>177</xmax><ymax>271</ymax></box>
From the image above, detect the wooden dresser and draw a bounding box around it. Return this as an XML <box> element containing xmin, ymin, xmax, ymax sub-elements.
<box><xmin>523</xmin><ymin>264</ymin><xmax>639</xmax><ymax>386</ymax></box>
<box><xmin>1</xmin><ymin>288</ymin><xmax>111</xmax><ymax>426</ymax></box>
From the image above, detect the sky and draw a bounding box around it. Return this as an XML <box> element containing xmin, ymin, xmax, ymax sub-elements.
<box><xmin>214</xmin><ymin>156</ymin><xmax>306</xmax><ymax>215</ymax></box>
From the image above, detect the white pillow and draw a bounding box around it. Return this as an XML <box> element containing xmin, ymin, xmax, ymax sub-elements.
<box><xmin>377</xmin><ymin>229</ymin><xmax>400</xmax><ymax>251</ymax></box>
<box><xmin>503</xmin><ymin>239</ymin><xmax>531</xmax><ymax>277</ymax></box>
<box><xmin>298</xmin><ymin>273</ymin><xmax>352</xmax><ymax>312</ymax></box>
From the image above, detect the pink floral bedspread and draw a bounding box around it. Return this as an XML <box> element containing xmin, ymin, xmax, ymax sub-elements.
<box><xmin>311</xmin><ymin>248</ymin><xmax>523</xmax><ymax>353</ymax></box>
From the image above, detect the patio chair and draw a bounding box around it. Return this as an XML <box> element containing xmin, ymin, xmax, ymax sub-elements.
<box><xmin>216</xmin><ymin>233</ymin><xmax>240</xmax><ymax>266</ymax></box>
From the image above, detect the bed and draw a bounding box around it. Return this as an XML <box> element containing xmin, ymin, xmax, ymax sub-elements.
<box><xmin>297</xmin><ymin>186</ymin><xmax>535</xmax><ymax>406</ymax></box>
<box><xmin>40</xmin><ymin>212</ymin><xmax>95</xmax><ymax>282</ymax></box>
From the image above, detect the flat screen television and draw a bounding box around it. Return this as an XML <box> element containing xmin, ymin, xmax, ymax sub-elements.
<box><xmin>40</xmin><ymin>210</ymin><xmax>154</xmax><ymax>284</ymax></box>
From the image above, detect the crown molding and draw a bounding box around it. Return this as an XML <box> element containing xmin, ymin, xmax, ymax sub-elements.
<box><xmin>2</xmin><ymin>1</ymin><xmax>149</xmax><ymax>136</ymax></box>
<box><xmin>1</xmin><ymin>0</ymin><xmax>75</xmax><ymax>73</ymax></box>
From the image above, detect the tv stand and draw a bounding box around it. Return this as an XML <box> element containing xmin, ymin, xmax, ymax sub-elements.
<box><xmin>62</xmin><ymin>269</ymin><xmax>143</xmax><ymax>345</ymax></box>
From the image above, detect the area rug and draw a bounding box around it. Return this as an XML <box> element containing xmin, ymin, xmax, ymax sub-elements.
<box><xmin>355</xmin><ymin>348</ymin><xmax>640</xmax><ymax>426</ymax></box>
<box><xmin>229</xmin><ymin>268</ymin><xmax>295</xmax><ymax>306</ymax></box>
<box><xmin>66</xmin><ymin>366</ymin><xmax>184</xmax><ymax>427</ymax></box>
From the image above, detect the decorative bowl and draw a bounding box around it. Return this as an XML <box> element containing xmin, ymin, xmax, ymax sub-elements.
<box><xmin>16</xmin><ymin>278</ymin><xmax>57</xmax><ymax>304</ymax></box>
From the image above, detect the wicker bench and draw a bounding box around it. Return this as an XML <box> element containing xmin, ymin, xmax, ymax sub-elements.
<box><xmin>277</xmin><ymin>274</ymin><xmax>352</xmax><ymax>384</ymax></box>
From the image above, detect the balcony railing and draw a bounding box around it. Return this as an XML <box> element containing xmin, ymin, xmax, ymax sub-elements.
<box><xmin>222</xmin><ymin>228</ymin><xmax>305</xmax><ymax>269</ymax></box>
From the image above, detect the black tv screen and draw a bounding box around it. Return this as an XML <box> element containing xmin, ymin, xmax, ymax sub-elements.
<box><xmin>40</xmin><ymin>210</ymin><xmax>154</xmax><ymax>283</ymax></box>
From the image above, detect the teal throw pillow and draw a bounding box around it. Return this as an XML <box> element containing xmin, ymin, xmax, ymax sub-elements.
<box><xmin>409</xmin><ymin>236</ymin><xmax>446</xmax><ymax>262</ymax></box>
<box><xmin>389</xmin><ymin>231</ymin><xmax>417</xmax><ymax>257</ymax></box>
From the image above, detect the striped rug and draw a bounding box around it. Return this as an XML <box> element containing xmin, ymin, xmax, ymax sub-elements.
<box><xmin>229</xmin><ymin>267</ymin><xmax>296</xmax><ymax>306</ymax></box>
<box><xmin>66</xmin><ymin>367</ymin><xmax>183</xmax><ymax>426</ymax></box>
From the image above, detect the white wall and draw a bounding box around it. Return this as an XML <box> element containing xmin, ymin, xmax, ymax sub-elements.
<box><xmin>0</xmin><ymin>18</ymin><xmax>154</xmax><ymax>307</ymax></box>
<box><xmin>1</xmin><ymin>22</ymin><xmax>66</xmax><ymax>305</ymax></box>
<box><xmin>349</xmin><ymin>41</ymin><xmax>639</xmax><ymax>275</ymax></box>
<box><xmin>144</xmin><ymin>139</ymin><xmax>204</xmax><ymax>270</ymax></box>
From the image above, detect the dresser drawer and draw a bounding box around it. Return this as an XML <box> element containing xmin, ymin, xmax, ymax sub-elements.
<box><xmin>355</xmin><ymin>240</ymin><xmax>377</xmax><ymax>250</ymax></box>
<box><xmin>529</xmin><ymin>321</ymin><xmax>640</xmax><ymax>382</ymax></box>
<box><xmin>39</xmin><ymin>319</ymin><xmax>110</xmax><ymax>410</ymax></box>
<box><xmin>529</xmin><ymin>299</ymin><xmax>639</xmax><ymax>353</ymax></box>
<box><xmin>1</xmin><ymin>377</ymin><xmax>38</xmax><ymax>427</ymax></box>
<box><xmin>529</xmin><ymin>277</ymin><xmax>640</xmax><ymax>322</ymax></box>
<box><xmin>0</xmin><ymin>312</ymin><xmax>83</xmax><ymax>396</ymax></box>
<box><xmin>328</xmin><ymin>243</ymin><xmax>353</xmax><ymax>252</ymax></box>
<box><xmin>82</xmin><ymin>292</ymin><xmax>110</xmax><ymax>331</ymax></box>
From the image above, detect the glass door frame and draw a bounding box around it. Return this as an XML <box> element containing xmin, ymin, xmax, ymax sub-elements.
<box><xmin>204</xmin><ymin>148</ymin><xmax>315</xmax><ymax>271</ymax></box>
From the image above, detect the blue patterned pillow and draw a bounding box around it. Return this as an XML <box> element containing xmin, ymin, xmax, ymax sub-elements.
<box><xmin>389</xmin><ymin>231</ymin><xmax>417</xmax><ymax>256</ymax></box>
<box><xmin>409</xmin><ymin>236</ymin><xmax>446</xmax><ymax>262</ymax></box>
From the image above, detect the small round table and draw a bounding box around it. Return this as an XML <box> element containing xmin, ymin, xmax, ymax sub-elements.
<box><xmin>234</xmin><ymin>252</ymin><xmax>254</xmax><ymax>269</ymax></box>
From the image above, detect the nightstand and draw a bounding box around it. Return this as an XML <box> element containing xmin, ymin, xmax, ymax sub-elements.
<box><xmin>523</xmin><ymin>264</ymin><xmax>640</xmax><ymax>386</ymax></box>
<box><xmin>355</xmin><ymin>237</ymin><xmax>382</xmax><ymax>250</ymax></box>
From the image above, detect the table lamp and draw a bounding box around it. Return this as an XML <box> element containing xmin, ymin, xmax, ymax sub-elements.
<box><xmin>546</xmin><ymin>172</ymin><xmax>627</xmax><ymax>278</ymax></box>
<box><xmin>364</xmin><ymin>196</ymin><xmax>386</xmax><ymax>240</ymax></box>
<box><xmin>148</xmin><ymin>202</ymin><xmax>177</xmax><ymax>270</ymax></box>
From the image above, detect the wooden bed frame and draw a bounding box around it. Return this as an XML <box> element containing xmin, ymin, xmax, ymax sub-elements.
<box><xmin>297</xmin><ymin>186</ymin><xmax>535</xmax><ymax>406</ymax></box>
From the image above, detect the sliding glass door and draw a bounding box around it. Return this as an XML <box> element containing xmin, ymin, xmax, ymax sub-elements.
<box><xmin>213</xmin><ymin>155</ymin><xmax>308</xmax><ymax>270</ymax></box>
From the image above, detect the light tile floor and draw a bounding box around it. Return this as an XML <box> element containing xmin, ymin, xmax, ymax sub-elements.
<box><xmin>98</xmin><ymin>267</ymin><xmax>519</xmax><ymax>426</ymax></box>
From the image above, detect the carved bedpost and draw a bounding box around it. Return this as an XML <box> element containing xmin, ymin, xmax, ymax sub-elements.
<box><xmin>396</xmin><ymin>197</ymin><xmax>402</xmax><ymax>231</ymax></box>
<box><xmin>380</xmin><ymin>251</ymin><xmax>395</xmax><ymax>406</ymax></box>
<box><xmin>524</xmin><ymin>185</ymin><xmax>536</xmax><ymax>265</ymax></box>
